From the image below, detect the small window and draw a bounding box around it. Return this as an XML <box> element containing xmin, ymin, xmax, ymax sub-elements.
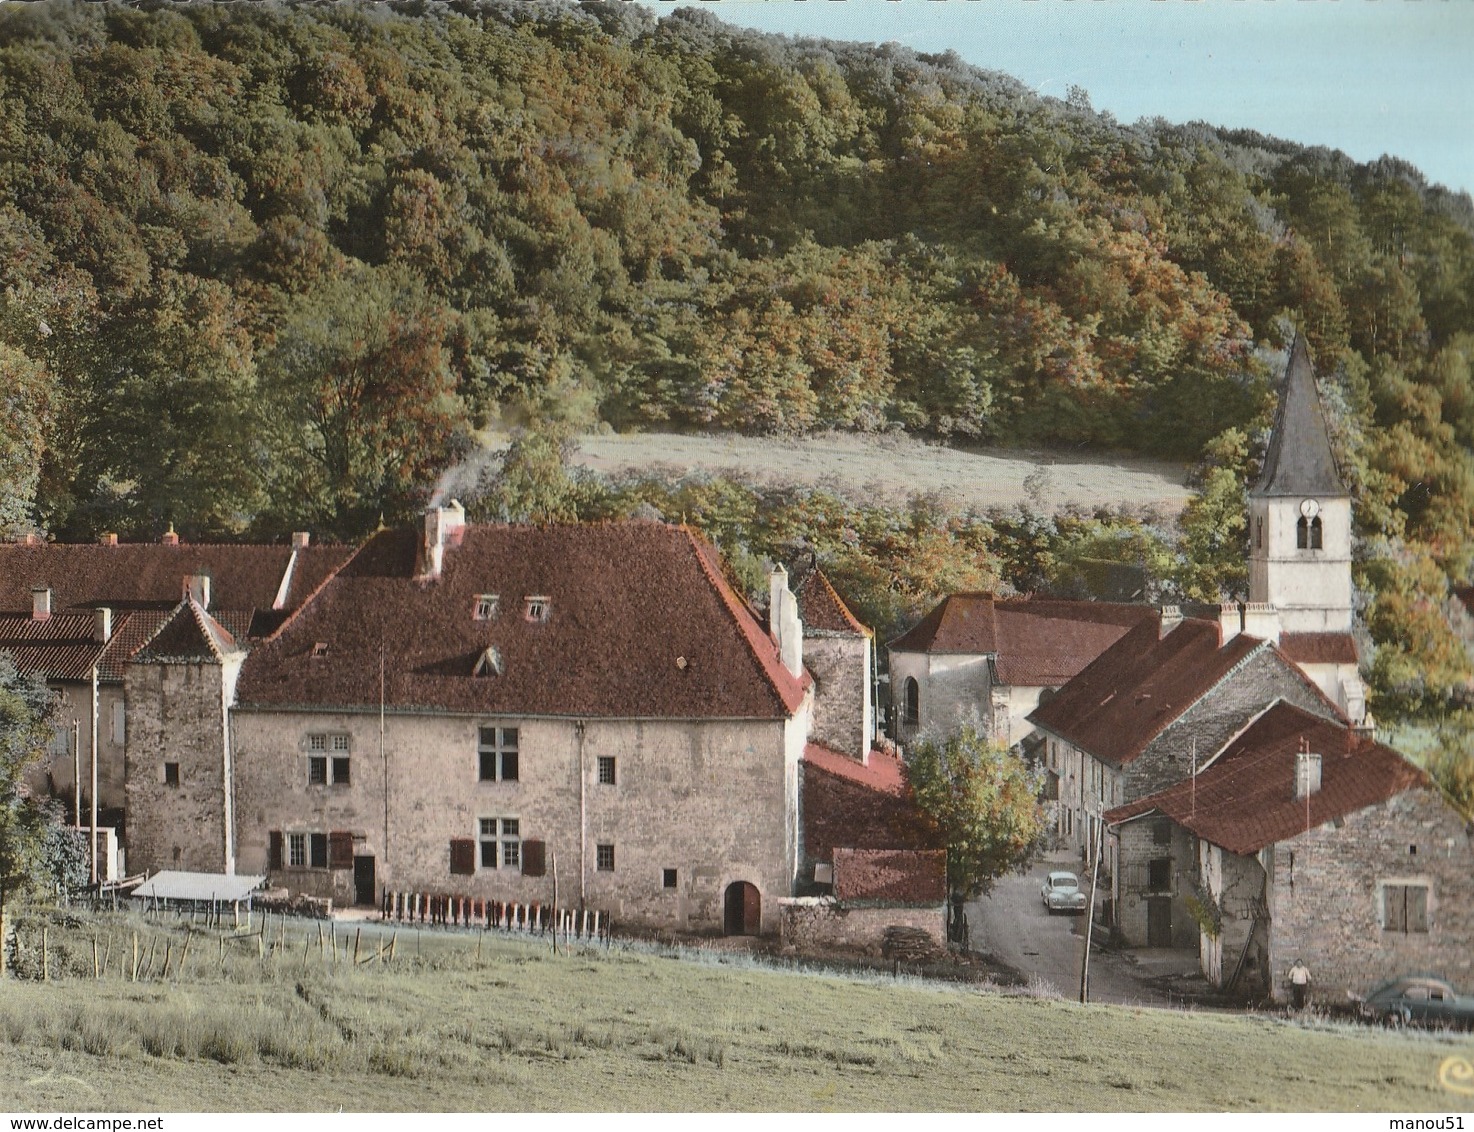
<box><xmin>597</xmin><ymin>756</ymin><xmax>616</xmax><ymax>785</ymax></box>
<box><xmin>332</xmin><ymin>734</ymin><xmax>350</xmax><ymax>752</ymax></box>
<box><xmin>163</xmin><ymin>762</ymin><xmax>180</xmax><ymax>787</ymax></box>
<box><xmin>524</xmin><ymin>596</ymin><xmax>550</xmax><ymax>622</ymax></box>
<box><xmin>1309</xmin><ymin>515</ymin><xmax>1323</xmax><ymax>550</ymax></box>
<box><xmin>479</xmin><ymin>817</ymin><xmax>520</xmax><ymax>870</ymax></box>
<box><xmin>111</xmin><ymin>701</ymin><xmax>126</xmax><ymax>746</ymax></box>
<box><xmin>332</xmin><ymin>757</ymin><xmax>351</xmax><ymax>785</ymax></box>
<box><xmin>901</xmin><ymin>677</ymin><xmax>919</xmax><ymax>726</ymax></box>
<box><xmin>596</xmin><ymin>843</ymin><xmax>615</xmax><ymax>872</ymax></box>
<box><xmin>310</xmin><ymin>832</ymin><xmax>328</xmax><ymax>869</ymax></box>
<box><xmin>1296</xmin><ymin>516</ymin><xmax>1309</xmax><ymax>550</ymax></box>
<box><xmin>288</xmin><ymin>833</ymin><xmax>307</xmax><ymax>869</ymax></box>
<box><xmin>1382</xmin><ymin>883</ymin><xmax>1430</xmax><ymax>933</ymax></box>
<box><xmin>663</xmin><ymin>868</ymin><xmax>678</xmax><ymax>889</ymax></box>
<box><xmin>1152</xmin><ymin>819</ymin><xmax>1172</xmax><ymax>846</ymax></box>
<box><xmin>308</xmin><ymin>756</ymin><xmax>327</xmax><ymax>785</ymax></box>
<box><xmin>478</xmin><ymin>726</ymin><xmax>519</xmax><ymax>781</ymax></box>
<box><xmin>1148</xmin><ymin>857</ymin><xmax>1171</xmax><ymax>892</ymax></box>
<box><xmin>1255</xmin><ymin>516</ymin><xmax>1263</xmax><ymax>550</ymax></box>
<box><xmin>473</xmin><ymin>594</ymin><xmax>499</xmax><ymax>620</ymax></box>
<box><xmin>309</xmin><ymin>734</ymin><xmax>327</xmax><ymax>752</ymax></box>
<box><xmin>311</xmin><ymin>641</ymin><xmax>329</xmax><ymax>658</ymax></box>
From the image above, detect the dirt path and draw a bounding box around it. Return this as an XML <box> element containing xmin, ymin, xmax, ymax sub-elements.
<box><xmin>567</xmin><ymin>431</ymin><xmax>1193</xmax><ymax>514</ymax></box>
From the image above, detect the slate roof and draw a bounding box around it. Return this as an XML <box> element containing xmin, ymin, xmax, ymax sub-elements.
<box><xmin>1027</xmin><ymin>619</ymin><xmax>1272</xmax><ymax>767</ymax></box>
<box><xmin>1279</xmin><ymin>631</ymin><xmax>1359</xmax><ymax>666</ymax></box>
<box><xmin>1255</xmin><ymin>333</ymin><xmax>1346</xmax><ymax>499</ymax></box>
<box><xmin>889</xmin><ymin>594</ymin><xmax>1154</xmax><ymax>692</ymax></box>
<box><xmin>235</xmin><ymin>523</ymin><xmax>808</xmax><ymax>719</ymax></box>
<box><xmin>0</xmin><ymin>541</ymin><xmax>351</xmax><ymax>615</ymax></box>
<box><xmin>1105</xmin><ymin>701</ymin><xmax>1429</xmax><ymax>855</ymax></box>
<box><xmin>789</xmin><ymin>562</ymin><xmax>869</xmax><ymax>636</ymax></box>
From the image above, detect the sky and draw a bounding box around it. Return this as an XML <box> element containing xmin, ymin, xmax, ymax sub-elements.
<box><xmin>634</xmin><ymin>0</ymin><xmax>1474</xmax><ymax>197</ymax></box>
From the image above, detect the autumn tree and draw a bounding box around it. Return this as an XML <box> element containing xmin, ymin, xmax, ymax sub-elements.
<box><xmin>904</xmin><ymin>726</ymin><xmax>1048</xmax><ymax>944</ymax></box>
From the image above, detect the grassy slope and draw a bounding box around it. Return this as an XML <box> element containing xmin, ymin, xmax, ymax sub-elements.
<box><xmin>0</xmin><ymin>914</ymin><xmax>1466</xmax><ymax>1112</ymax></box>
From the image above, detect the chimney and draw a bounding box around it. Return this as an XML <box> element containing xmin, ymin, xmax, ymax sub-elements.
<box><xmin>291</xmin><ymin>531</ymin><xmax>311</xmax><ymax>549</ymax></box>
<box><xmin>1218</xmin><ymin>602</ymin><xmax>1242</xmax><ymax>645</ymax></box>
<box><xmin>99</xmin><ymin>532</ymin><xmax>118</xmax><ymax>547</ymax></box>
<box><xmin>768</xmin><ymin>564</ymin><xmax>804</xmax><ymax>678</ymax></box>
<box><xmin>31</xmin><ymin>586</ymin><xmax>51</xmax><ymax>621</ymax></box>
<box><xmin>1241</xmin><ymin>602</ymin><xmax>1281</xmax><ymax>645</ymax></box>
<box><xmin>1159</xmin><ymin>604</ymin><xmax>1182</xmax><ymax>639</ymax></box>
<box><xmin>185</xmin><ymin>573</ymin><xmax>212</xmax><ymax>610</ymax></box>
<box><xmin>1294</xmin><ymin>750</ymin><xmax>1322</xmax><ymax>799</ymax></box>
<box><xmin>421</xmin><ymin>501</ymin><xmax>467</xmax><ymax>581</ymax></box>
<box><xmin>161</xmin><ymin>523</ymin><xmax>179</xmax><ymax>547</ymax></box>
<box><xmin>93</xmin><ymin>607</ymin><xmax>112</xmax><ymax>643</ymax></box>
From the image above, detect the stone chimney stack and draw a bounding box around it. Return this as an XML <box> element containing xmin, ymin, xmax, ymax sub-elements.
<box><xmin>99</xmin><ymin>532</ymin><xmax>118</xmax><ymax>547</ymax></box>
<box><xmin>768</xmin><ymin>564</ymin><xmax>804</xmax><ymax>678</ymax></box>
<box><xmin>31</xmin><ymin>586</ymin><xmax>51</xmax><ymax>621</ymax></box>
<box><xmin>1294</xmin><ymin>748</ymin><xmax>1322</xmax><ymax>799</ymax></box>
<box><xmin>1218</xmin><ymin>602</ymin><xmax>1242</xmax><ymax>645</ymax></box>
<box><xmin>421</xmin><ymin>500</ymin><xmax>467</xmax><ymax>581</ymax></box>
<box><xmin>1159</xmin><ymin>604</ymin><xmax>1182</xmax><ymax>639</ymax></box>
<box><xmin>186</xmin><ymin>573</ymin><xmax>212</xmax><ymax>611</ymax></box>
<box><xmin>1241</xmin><ymin>602</ymin><xmax>1282</xmax><ymax>645</ymax></box>
<box><xmin>291</xmin><ymin>531</ymin><xmax>311</xmax><ymax>549</ymax></box>
<box><xmin>93</xmin><ymin>607</ymin><xmax>112</xmax><ymax>643</ymax></box>
<box><xmin>161</xmin><ymin>524</ymin><xmax>179</xmax><ymax>547</ymax></box>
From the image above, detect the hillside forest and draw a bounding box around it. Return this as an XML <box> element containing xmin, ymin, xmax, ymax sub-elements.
<box><xmin>1</xmin><ymin>0</ymin><xmax>1473</xmax><ymax>793</ymax></box>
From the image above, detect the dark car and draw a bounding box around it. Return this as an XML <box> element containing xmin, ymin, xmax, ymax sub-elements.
<box><xmin>1360</xmin><ymin>976</ymin><xmax>1474</xmax><ymax>1030</ymax></box>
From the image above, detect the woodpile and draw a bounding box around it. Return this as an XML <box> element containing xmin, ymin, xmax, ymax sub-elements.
<box><xmin>881</xmin><ymin>925</ymin><xmax>941</xmax><ymax>963</ymax></box>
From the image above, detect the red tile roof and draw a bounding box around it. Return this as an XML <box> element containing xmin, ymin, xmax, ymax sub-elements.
<box><xmin>833</xmin><ymin>848</ymin><xmax>947</xmax><ymax>903</ymax></box>
<box><xmin>889</xmin><ymin>594</ymin><xmax>1155</xmax><ymax>690</ymax></box>
<box><xmin>0</xmin><ymin>542</ymin><xmax>352</xmax><ymax>615</ymax></box>
<box><xmin>802</xmin><ymin>742</ymin><xmax>941</xmax><ymax>860</ymax></box>
<box><xmin>134</xmin><ymin>601</ymin><xmax>241</xmax><ymax>663</ymax></box>
<box><xmin>236</xmin><ymin>523</ymin><xmax>808</xmax><ymax>719</ymax></box>
<box><xmin>1106</xmin><ymin>701</ymin><xmax>1429</xmax><ymax>855</ymax></box>
<box><xmin>1028</xmin><ymin>619</ymin><xmax>1272</xmax><ymax>767</ymax></box>
<box><xmin>789</xmin><ymin>563</ymin><xmax>869</xmax><ymax>636</ymax></box>
<box><xmin>1279</xmin><ymin>631</ymin><xmax>1359</xmax><ymax>666</ymax></box>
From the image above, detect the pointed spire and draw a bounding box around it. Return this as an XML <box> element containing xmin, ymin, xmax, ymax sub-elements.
<box><xmin>1255</xmin><ymin>332</ymin><xmax>1345</xmax><ymax>498</ymax></box>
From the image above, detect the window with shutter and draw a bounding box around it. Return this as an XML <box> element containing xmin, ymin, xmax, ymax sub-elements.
<box><xmin>522</xmin><ymin>839</ymin><xmax>546</xmax><ymax>877</ymax></box>
<box><xmin>1381</xmin><ymin>882</ymin><xmax>1431</xmax><ymax>933</ymax></box>
<box><xmin>450</xmin><ymin>838</ymin><xmax>476</xmax><ymax>876</ymax></box>
<box><xmin>329</xmin><ymin>831</ymin><xmax>354</xmax><ymax>870</ymax></box>
<box><xmin>269</xmin><ymin>831</ymin><xmax>283</xmax><ymax>871</ymax></box>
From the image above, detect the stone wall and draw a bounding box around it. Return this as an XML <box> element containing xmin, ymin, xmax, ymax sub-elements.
<box><xmin>231</xmin><ymin>709</ymin><xmax>800</xmax><ymax>936</ymax></box>
<box><xmin>124</xmin><ymin>660</ymin><xmax>232</xmax><ymax>874</ymax></box>
<box><xmin>805</xmin><ymin>633</ymin><xmax>870</xmax><ymax>760</ymax></box>
<box><xmin>1113</xmin><ymin>814</ymin><xmax>1197</xmax><ymax>949</ymax></box>
<box><xmin>1265</xmin><ymin>787</ymin><xmax>1474</xmax><ymax>1004</ymax></box>
<box><xmin>888</xmin><ymin>650</ymin><xmax>991</xmax><ymax>747</ymax></box>
<box><xmin>28</xmin><ymin>680</ymin><xmax>127</xmax><ymax>816</ymax></box>
<box><xmin>778</xmin><ymin>896</ymin><xmax>946</xmax><ymax>956</ymax></box>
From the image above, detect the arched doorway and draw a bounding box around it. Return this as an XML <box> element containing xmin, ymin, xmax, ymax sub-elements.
<box><xmin>723</xmin><ymin>881</ymin><xmax>761</xmax><ymax>936</ymax></box>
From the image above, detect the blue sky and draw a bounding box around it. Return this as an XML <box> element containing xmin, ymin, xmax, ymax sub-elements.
<box><xmin>635</xmin><ymin>0</ymin><xmax>1474</xmax><ymax>197</ymax></box>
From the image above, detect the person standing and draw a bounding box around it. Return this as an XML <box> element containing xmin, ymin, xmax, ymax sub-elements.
<box><xmin>1288</xmin><ymin>958</ymin><xmax>1312</xmax><ymax>1009</ymax></box>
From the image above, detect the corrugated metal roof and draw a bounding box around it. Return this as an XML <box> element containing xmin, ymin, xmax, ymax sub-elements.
<box><xmin>130</xmin><ymin>871</ymin><xmax>266</xmax><ymax>903</ymax></box>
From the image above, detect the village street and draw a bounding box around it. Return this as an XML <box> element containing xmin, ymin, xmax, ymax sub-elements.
<box><xmin>966</xmin><ymin>849</ymin><xmax>1206</xmax><ymax>1008</ymax></box>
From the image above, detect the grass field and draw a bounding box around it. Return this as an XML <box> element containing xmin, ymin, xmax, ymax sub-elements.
<box><xmin>1</xmin><ymin>908</ymin><xmax>1470</xmax><ymax>1113</ymax></box>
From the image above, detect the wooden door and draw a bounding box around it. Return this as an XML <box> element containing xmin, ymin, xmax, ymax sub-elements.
<box><xmin>724</xmin><ymin>881</ymin><xmax>761</xmax><ymax>936</ymax></box>
<box><xmin>353</xmin><ymin>855</ymin><xmax>376</xmax><ymax>907</ymax></box>
<box><xmin>1147</xmin><ymin>897</ymin><xmax>1172</xmax><ymax>947</ymax></box>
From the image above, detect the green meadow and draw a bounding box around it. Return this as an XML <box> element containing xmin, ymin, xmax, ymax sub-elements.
<box><xmin>0</xmin><ymin>909</ymin><xmax>1468</xmax><ymax>1113</ymax></box>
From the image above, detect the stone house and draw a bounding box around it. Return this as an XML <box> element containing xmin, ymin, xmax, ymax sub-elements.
<box><xmin>885</xmin><ymin>594</ymin><xmax>1155</xmax><ymax>749</ymax></box>
<box><xmin>0</xmin><ymin>532</ymin><xmax>348</xmax><ymax>868</ymax></box>
<box><xmin>1106</xmin><ymin>702</ymin><xmax>1474</xmax><ymax>1003</ymax></box>
<box><xmin>214</xmin><ymin>510</ymin><xmax>854</xmax><ymax>936</ymax></box>
<box><xmin>1027</xmin><ymin>613</ymin><xmax>1347</xmax><ymax>928</ymax></box>
<box><xmin>784</xmin><ymin>559</ymin><xmax>874</xmax><ymax>760</ymax></box>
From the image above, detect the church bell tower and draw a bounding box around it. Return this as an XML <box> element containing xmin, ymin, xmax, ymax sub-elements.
<box><xmin>1247</xmin><ymin>333</ymin><xmax>1354</xmax><ymax>635</ymax></box>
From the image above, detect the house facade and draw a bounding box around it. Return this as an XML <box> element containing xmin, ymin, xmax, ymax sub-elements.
<box><xmin>1107</xmin><ymin>702</ymin><xmax>1474</xmax><ymax>1002</ymax></box>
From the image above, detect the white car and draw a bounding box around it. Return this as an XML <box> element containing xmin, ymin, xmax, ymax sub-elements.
<box><xmin>1041</xmin><ymin>871</ymin><xmax>1088</xmax><ymax>915</ymax></box>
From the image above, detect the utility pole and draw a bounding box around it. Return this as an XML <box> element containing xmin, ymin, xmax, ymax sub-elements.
<box><xmin>1079</xmin><ymin>806</ymin><xmax>1104</xmax><ymax>1004</ymax></box>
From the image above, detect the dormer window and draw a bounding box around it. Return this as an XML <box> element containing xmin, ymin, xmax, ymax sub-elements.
<box><xmin>311</xmin><ymin>642</ymin><xmax>329</xmax><ymax>658</ymax></box>
<box><xmin>473</xmin><ymin>594</ymin><xmax>499</xmax><ymax>621</ymax></box>
<box><xmin>474</xmin><ymin>646</ymin><xmax>504</xmax><ymax>677</ymax></box>
<box><xmin>524</xmin><ymin>596</ymin><xmax>550</xmax><ymax>623</ymax></box>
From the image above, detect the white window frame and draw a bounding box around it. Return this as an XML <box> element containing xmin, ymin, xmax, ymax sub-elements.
<box><xmin>478</xmin><ymin>726</ymin><xmax>519</xmax><ymax>782</ymax></box>
<box><xmin>479</xmin><ymin>817</ymin><xmax>520</xmax><ymax>870</ymax></box>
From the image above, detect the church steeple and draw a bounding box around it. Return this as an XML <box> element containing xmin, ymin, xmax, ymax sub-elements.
<box><xmin>1247</xmin><ymin>332</ymin><xmax>1353</xmax><ymax>635</ymax></box>
<box><xmin>1255</xmin><ymin>333</ymin><xmax>1345</xmax><ymax>498</ymax></box>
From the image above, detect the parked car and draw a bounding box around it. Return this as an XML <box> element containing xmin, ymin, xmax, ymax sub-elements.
<box><xmin>1041</xmin><ymin>871</ymin><xmax>1088</xmax><ymax>915</ymax></box>
<box><xmin>1360</xmin><ymin>976</ymin><xmax>1474</xmax><ymax>1030</ymax></box>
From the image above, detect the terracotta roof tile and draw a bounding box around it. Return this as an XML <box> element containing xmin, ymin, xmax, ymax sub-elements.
<box><xmin>833</xmin><ymin>848</ymin><xmax>947</xmax><ymax>903</ymax></box>
<box><xmin>889</xmin><ymin>592</ymin><xmax>998</xmax><ymax>653</ymax></box>
<box><xmin>789</xmin><ymin>563</ymin><xmax>869</xmax><ymax>636</ymax></box>
<box><xmin>802</xmin><ymin>742</ymin><xmax>941</xmax><ymax>865</ymax></box>
<box><xmin>0</xmin><ymin>542</ymin><xmax>352</xmax><ymax>615</ymax></box>
<box><xmin>1106</xmin><ymin>702</ymin><xmax>1429</xmax><ymax>855</ymax></box>
<box><xmin>1028</xmin><ymin>619</ymin><xmax>1270</xmax><ymax>767</ymax></box>
<box><xmin>1278</xmin><ymin>631</ymin><xmax>1359</xmax><ymax>665</ymax></box>
<box><xmin>134</xmin><ymin>601</ymin><xmax>241</xmax><ymax>663</ymax></box>
<box><xmin>236</xmin><ymin>523</ymin><xmax>807</xmax><ymax>719</ymax></box>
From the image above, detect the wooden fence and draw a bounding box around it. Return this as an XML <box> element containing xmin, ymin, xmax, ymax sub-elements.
<box><xmin>382</xmin><ymin>891</ymin><xmax>608</xmax><ymax>941</ymax></box>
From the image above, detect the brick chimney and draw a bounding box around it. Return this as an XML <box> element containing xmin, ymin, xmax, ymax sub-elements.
<box><xmin>99</xmin><ymin>532</ymin><xmax>118</xmax><ymax>547</ymax></box>
<box><xmin>768</xmin><ymin>564</ymin><xmax>803</xmax><ymax>678</ymax></box>
<box><xmin>291</xmin><ymin>531</ymin><xmax>311</xmax><ymax>549</ymax></box>
<box><xmin>161</xmin><ymin>523</ymin><xmax>179</xmax><ymax>547</ymax></box>
<box><xmin>93</xmin><ymin>607</ymin><xmax>112</xmax><ymax>643</ymax></box>
<box><xmin>421</xmin><ymin>501</ymin><xmax>467</xmax><ymax>581</ymax></box>
<box><xmin>31</xmin><ymin>586</ymin><xmax>51</xmax><ymax>621</ymax></box>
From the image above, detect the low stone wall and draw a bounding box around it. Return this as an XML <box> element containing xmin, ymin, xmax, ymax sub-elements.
<box><xmin>778</xmin><ymin>896</ymin><xmax>945</xmax><ymax>957</ymax></box>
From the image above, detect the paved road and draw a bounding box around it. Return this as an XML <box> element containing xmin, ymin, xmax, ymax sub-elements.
<box><xmin>965</xmin><ymin>850</ymin><xmax>1199</xmax><ymax>1008</ymax></box>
